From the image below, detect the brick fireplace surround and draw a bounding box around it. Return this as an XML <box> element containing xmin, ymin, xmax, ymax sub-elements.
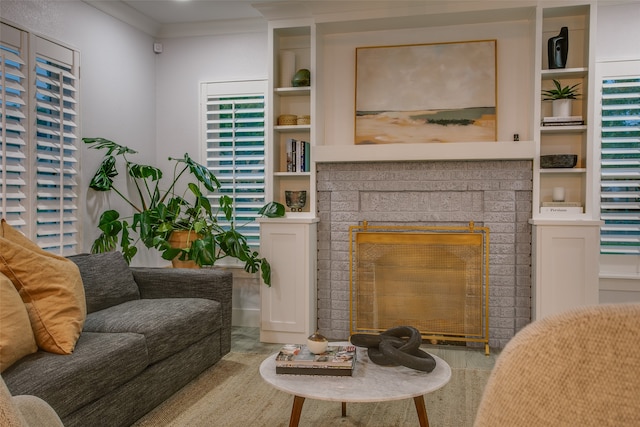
<box><xmin>315</xmin><ymin>160</ymin><xmax>533</xmax><ymax>349</ymax></box>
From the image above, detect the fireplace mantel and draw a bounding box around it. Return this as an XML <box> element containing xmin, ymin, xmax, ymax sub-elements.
<box><xmin>313</xmin><ymin>140</ymin><xmax>535</xmax><ymax>163</ymax></box>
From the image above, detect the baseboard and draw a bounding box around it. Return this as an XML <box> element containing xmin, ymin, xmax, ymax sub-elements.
<box><xmin>232</xmin><ymin>307</ymin><xmax>260</xmax><ymax>327</ymax></box>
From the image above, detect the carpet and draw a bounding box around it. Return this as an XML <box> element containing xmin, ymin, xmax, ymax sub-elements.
<box><xmin>132</xmin><ymin>351</ymin><xmax>490</xmax><ymax>427</ymax></box>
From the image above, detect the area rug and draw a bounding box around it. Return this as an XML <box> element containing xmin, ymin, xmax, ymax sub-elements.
<box><xmin>132</xmin><ymin>351</ymin><xmax>490</xmax><ymax>427</ymax></box>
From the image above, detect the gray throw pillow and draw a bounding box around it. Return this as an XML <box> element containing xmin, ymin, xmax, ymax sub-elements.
<box><xmin>68</xmin><ymin>252</ymin><xmax>140</xmax><ymax>314</ymax></box>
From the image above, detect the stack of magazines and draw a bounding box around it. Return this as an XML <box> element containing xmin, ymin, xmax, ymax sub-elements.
<box><xmin>275</xmin><ymin>345</ymin><xmax>357</xmax><ymax>376</ymax></box>
<box><xmin>542</xmin><ymin>116</ymin><xmax>584</xmax><ymax>126</ymax></box>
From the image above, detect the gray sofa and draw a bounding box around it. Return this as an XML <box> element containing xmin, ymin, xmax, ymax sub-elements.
<box><xmin>2</xmin><ymin>252</ymin><xmax>232</xmax><ymax>427</ymax></box>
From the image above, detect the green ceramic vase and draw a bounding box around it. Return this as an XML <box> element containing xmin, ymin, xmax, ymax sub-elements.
<box><xmin>291</xmin><ymin>69</ymin><xmax>310</xmax><ymax>87</ymax></box>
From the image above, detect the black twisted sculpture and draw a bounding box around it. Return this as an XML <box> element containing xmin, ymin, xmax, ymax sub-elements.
<box><xmin>350</xmin><ymin>326</ymin><xmax>436</xmax><ymax>372</ymax></box>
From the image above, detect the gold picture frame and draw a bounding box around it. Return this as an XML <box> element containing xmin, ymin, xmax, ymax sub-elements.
<box><xmin>355</xmin><ymin>40</ymin><xmax>497</xmax><ymax>144</ymax></box>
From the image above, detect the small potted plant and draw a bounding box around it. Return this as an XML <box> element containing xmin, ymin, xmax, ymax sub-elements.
<box><xmin>83</xmin><ymin>137</ymin><xmax>285</xmax><ymax>285</ymax></box>
<box><xmin>541</xmin><ymin>79</ymin><xmax>581</xmax><ymax>117</ymax></box>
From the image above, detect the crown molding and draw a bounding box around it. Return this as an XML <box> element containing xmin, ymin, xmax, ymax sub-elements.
<box><xmin>82</xmin><ymin>1</ymin><xmax>161</xmax><ymax>36</ymax></box>
<box><xmin>83</xmin><ymin>1</ymin><xmax>267</xmax><ymax>38</ymax></box>
<box><xmin>157</xmin><ymin>18</ymin><xmax>267</xmax><ymax>39</ymax></box>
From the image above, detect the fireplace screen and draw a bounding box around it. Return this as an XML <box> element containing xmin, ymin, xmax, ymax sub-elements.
<box><xmin>349</xmin><ymin>222</ymin><xmax>490</xmax><ymax>354</ymax></box>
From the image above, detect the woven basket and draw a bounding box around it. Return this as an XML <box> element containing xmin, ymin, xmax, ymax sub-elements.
<box><xmin>297</xmin><ymin>115</ymin><xmax>311</xmax><ymax>125</ymax></box>
<box><xmin>278</xmin><ymin>114</ymin><xmax>297</xmax><ymax>126</ymax></box>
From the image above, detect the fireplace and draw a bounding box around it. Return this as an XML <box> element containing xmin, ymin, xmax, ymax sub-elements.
<box><xmin>350</xmin><ymin>222</ymin><xmax>490</xmax><ymax>354</ymax></box>
<box><xmin>316</xmin><ymin>160</ymin><xmax>532</xmax><ymax>349</ymax></box>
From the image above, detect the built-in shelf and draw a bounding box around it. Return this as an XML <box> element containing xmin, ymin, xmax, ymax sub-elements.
<box><xmin>274</xmin><ymin>125</ymin><xmax>311</xmax><ymax>132</ymax></box>
<box><xmin>540</xmin><ymin>168</ymin><xmax>586</xmax><ymax>174</ymax></box>
<box><xmin>275</xmin><ymin>87</ymin><xmax>310</xmax><ymax>96</ymax></box>
<box><xmin>540</xmin><ymin>125</ymin><xmax>587</xmax><ymax>133</ymax></box>
<box><xmin>273</xmin><ymin>171</ymin><xmax>312</xmax><ymax>177</ymax></box>
<box><xmin>541</xmin><ymin>67</ymin><xmax>588</xmax><ymax>79</ymax></box>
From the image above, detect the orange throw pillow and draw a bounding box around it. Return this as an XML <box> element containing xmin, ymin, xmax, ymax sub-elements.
<box><xmin>0</xmin><ymin>272</ymin><xmax>38</xmax><ymax>371</ymax></box>
<box><xmin>0</xmin><ymin>220</ymin><xmax>86</xmax><ymax>354</ymax></box>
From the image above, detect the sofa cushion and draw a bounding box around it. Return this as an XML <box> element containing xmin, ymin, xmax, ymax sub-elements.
<box><xmin>83</xmin><ymin>298</ymin><xmax>221</xmax><ymax>364</ymax></box>
<box><xmin>2</xmin><ymin>331</ymin><xmax>148</xmax><ymax>419</ymax></box>
<box><xmin>0</xmin><ymin>220</ymin><xmax>86</xmax><ymax>355</ymax></box>
<box><xmin>0</xmin><ymin>272</ymin><xmax>38</xmax><ymax>372</ymax></box>
<box><xmin>67</xmin><ymin>252</ymin><xmax>140</xmax><ymax>313</ymax></box>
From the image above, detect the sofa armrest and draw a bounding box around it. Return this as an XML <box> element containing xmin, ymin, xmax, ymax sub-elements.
<box><xmin>130</xmin><ymin>268</ymin><xmax>233</xmax><ymax>355</ymax></box>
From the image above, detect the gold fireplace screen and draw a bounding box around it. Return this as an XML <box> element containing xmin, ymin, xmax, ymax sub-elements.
<box><xmin>349</xmin><ymin>222</ymin><xmax>490</xmax><ymax>355</ymax></box>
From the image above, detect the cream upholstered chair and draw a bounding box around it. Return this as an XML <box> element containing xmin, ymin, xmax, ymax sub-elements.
<box><xmin>474</xmin><ymin>303</ymin><xmax>640</xmax><ymax>427</ymax></box>
<box><xmin>0</xmin><ymin>375</ymin><xmax>63</xmax><ymax>427</ymax></box>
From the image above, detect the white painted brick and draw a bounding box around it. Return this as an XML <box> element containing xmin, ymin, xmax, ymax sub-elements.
<box><xmin>316</xmin><ymin>160</ymin><xmax>533</xmax><ymax>349</ymax></box>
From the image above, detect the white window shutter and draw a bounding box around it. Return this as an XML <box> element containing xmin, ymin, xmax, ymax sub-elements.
<box><xmin>600</xmin><ymin>76</ymin><xmax>640</xmax><ymax>254</ymax></box>
<box><xmin>202</xmin><ymin>81</ymin><xmax>266</xmax><ymax>248</ymax></box>
<box><xmin>1</xmin><ymin>24</ymin><xmax>28</xmax><ymax>231</ymax></box>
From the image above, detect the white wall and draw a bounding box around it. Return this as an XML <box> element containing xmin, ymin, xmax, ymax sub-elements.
<box><xmin>154</xmin><ymin>31</ymin><xmax>268</xmax><ymax>172</ymax></box>
<box><xmin>596</xmin><ymin>2</ymin><xmax>640</xmax><ymax>63</ymax></box>
<box><xmin>2</xmin><ymin>0</ymin><xmax>158</xmax><ymax>264</ymax></box>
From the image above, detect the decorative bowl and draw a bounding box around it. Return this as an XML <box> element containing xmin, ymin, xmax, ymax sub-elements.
<box><xmin>307</xmin><ymin>331</ymin><xmax>328</xmax><ymax>354</ymax></box>
<box><xmin>540</xmin><ymin>154</ymin><xmax>577</xmax><ymax>168</ymax></box>
<box><xmin>285</xmin><ymin>190</ymin><xmax>307</xmax><ymax>212</ymax></box>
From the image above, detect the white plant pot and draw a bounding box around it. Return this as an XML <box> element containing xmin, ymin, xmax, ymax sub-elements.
<box><xmin>552</xmin><ymin>99</ymin><xmax>573</xmax><ymax>117</ymax></box>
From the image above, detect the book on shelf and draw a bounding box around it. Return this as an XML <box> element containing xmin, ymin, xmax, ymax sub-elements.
<box><xmin>286</xmin><ymin>138</ymin><xmax>295</xmax><ymax>172</ymax></box>
<box><xmin>284</xmin><ymin>139</ymin><xmax>310</xmax><ymax>172</ymax></box>
<box><xmin>275</xmin><ymin>344</ymin><xmax>356</xmax><ymax>376</ymax></box>
<box><xmin>542</xmin><ymin>116</ymin><xmax>584</xmax><ymax>126</ymax></box>
<box><xmin>540</xmin><ymin>206</ymin><xmax>584</xmax><ymax>214</ymax></box>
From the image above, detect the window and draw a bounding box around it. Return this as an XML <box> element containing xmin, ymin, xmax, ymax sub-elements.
<box><xmin>1</xmin><ymin>22</ymin><xmax>80</xmax><ymax>255</ymax></box>
<box><xmin>201</xmin><ymin>80</ymin><xmax>266</xmax><ymax>248</ymax></box>
<box><xmin>599</xmin><ymin>61</ymin><xmax>640</xmax><ymax>255</ymax></box>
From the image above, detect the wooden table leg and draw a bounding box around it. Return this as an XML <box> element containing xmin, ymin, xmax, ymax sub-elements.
<box><xmin>342</xmin><ymin>402</ymin><xmax>347</xmax><ymax>417</ymax></box>
<box><xmin>289</xmin><ymin>395</ymin><xmax>305</xmax><ymax>427</ymax></box>
<box><xmin>413</xmin><ymin>395</ymin><xmax>429</xmax><ymax>427</ymax></box>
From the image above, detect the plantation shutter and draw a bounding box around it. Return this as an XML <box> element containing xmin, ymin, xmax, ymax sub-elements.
<box><xmin>0</xmin><ymin>23</ymin><xmax>28</xmax><ymax>231</ymax></box>
<box><xmin>1</xmin><ymin>22</ymin><xmax>80</xmax><ymax>255</ymax></box>
<box><xmin>600</xmin><ymin>73</ymin><xmax>640</xmax><ymax>254</ymax></box>
<box><xmin>202</xmin><ymin>81</ymin><xmax>266</xmax><ymax>248</ymax></box>
<box><xmin>33</xmin><ymin>37</ymin><xmax>80</xmax><ymax>255</ymax></box>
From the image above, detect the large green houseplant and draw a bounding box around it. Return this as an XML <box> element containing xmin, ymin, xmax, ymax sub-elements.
<box><xmin>83</xmin><ymin>137</ymin><xmax>285</xmax><ymax>285</ymax></box>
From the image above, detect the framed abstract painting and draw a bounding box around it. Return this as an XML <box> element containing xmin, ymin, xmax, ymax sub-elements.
<box><xmin>355</xmin><ymin>40</ymin><xmax>497</xmax><ymax>144</ymax></box>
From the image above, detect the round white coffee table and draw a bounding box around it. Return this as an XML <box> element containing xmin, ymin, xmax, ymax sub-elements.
<box><xmin>259</xmin><ymin>342</ymin><xmax>451</xmax><ymax>427</ymax></box>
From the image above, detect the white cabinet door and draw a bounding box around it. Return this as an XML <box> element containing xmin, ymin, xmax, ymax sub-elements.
<box><xmin>532</xmin><ymin>221</ymin><xmax>601</xmax><ymax>320</ymax></box>
<box><xmin>260</xmin><ymin>219</ymin><xmax>317</xmax><ymax>343</ymax></box>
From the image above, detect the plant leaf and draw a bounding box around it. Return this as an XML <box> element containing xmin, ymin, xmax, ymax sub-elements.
<box><xmin>220</xmin><ymin>195</ymin><xmax>233</xmax><ymax>221</ymax></box>
<box><xmin>89</xmin><ymin>156</ymin><xmax>118</xmax><ymax>191</ymax></box>
<box><xmin>260</xmin><ymin>258</ymin><xmax>272</xmax><ymax>286</ymax></box>
<box><xmin>259</xmin><ymin>201</ymin><xmax>285</xmax><ymax>218</ymax></box>
<box><xmin>83</xmin><ymin>137</ymin><xmax>138</xmax><ymax>156</ymax></box>
<box><xmin>191</xmin><ymin>235</ymin><xmax>217</xmax><ymax>266</ymax></box>
<box><xmin>172</xmin><ymin>154</ymin><xmax>220</xmax><ymax>193</ymax></box>
<box><xmin>128</xmin><ymin>163</ymin><xmax>163</xmax><ymax>181</ymax></box>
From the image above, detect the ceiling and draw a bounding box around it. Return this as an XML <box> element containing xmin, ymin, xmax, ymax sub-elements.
<box><xmin>119</xmin><ymin>0</ymin><xmax>275</xmax><ymax>24</ymax></box>
<box><xmin>83</xmin><ymin>1</ymin><xmax>508</xmax><ymax>37</ymax></box>
<box><xmin>86</xmin><ymin>1</ymin><xmax>439</xmax><ymax>26</ymax></box>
